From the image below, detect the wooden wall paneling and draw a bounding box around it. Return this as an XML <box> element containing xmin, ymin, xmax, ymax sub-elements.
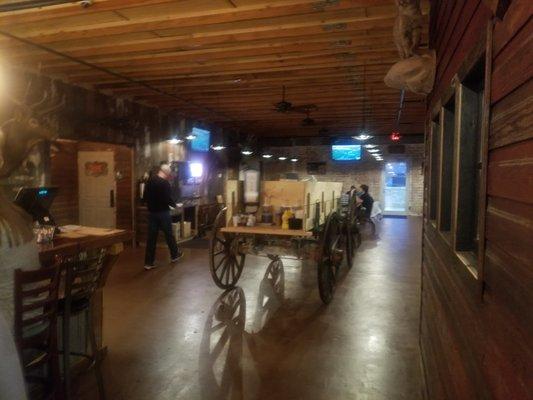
<box><xmin>422</xmin><ymin>0</ymin><xmax>533</xmax><ymax>397</ymax></box>
<box><xmin>434</xmin><ymin>1</ymin><xmax>480</xmax><ymax>88</ymax></box>
<box><xmin>419</xmin><ymin>280</ymin><xmax>448</xmax><ymax>399</ymax></box>
<box><xmin>431</xmin><ymin>1</ymin><xmax>491</xmax><ymax>108</ymax></box>
<box><xmin>491</xmin><ymin>18</ymin><xmax>533</xmax><ymax>103</ymax></box>
<box><xmin>422</xmin><ymin>270</ymin><xmax>474</xmax><ymax>399</ymax></box>
<box><xmin>482</xmin><ymin>0</ymin><xmax>512</xmax><ymax>19</ymax></box>
<box><xmin>115</xmin><ymin>145</ymin><xmax>134</xmax><ymax>233</ymax></box>
<box><xmin>489</xmin><ymin>78</ymin><xmax>533</xmax><ymax>149</ymax></box>
<box><xmin>487</xmin><ymin>139</ymin><xmax>533</xmax><ymax>204</ymax></box>
<box><xmin>485</xmin><ymin>195</ymin><xmax>533</xmax><ymax>268</ymax></box>
<box><xmin>484</xmin><ymin>237</ymin><xmax>533</xmax><ymax>329</ymax></box>
<box><xmin>434</xmin><ymin>0</ymin><xmax>459</xmax><ymax>55</ymax></box>
<box><xmin>422</xmin><ymin>232</ymin><xmax>489</xmax><ymax>398</ymax></box>
<box><xmin>493</xmin><ymin>0</ymin><xmax>533</xmax><ymax>55</ymax></box>
<box><xmin>49</xmin><ymin>139</ymin><xmax>79</xmax><ymax>226</ymax></box>
<box><xmin>480</xmin><ymin>293</ymin><xmax>533</xmax><ymax>398</ymax></box>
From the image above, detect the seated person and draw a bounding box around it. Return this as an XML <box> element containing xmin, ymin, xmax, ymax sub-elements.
<box><xmin>357</xmin><ymin>184</ymin><xmax>374</xmax><ymax>219</ymax></box>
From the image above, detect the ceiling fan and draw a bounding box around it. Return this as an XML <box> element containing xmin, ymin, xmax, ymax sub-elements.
<box><xmin>301</xmin><ymin>109</ymin><xmax>316</xmax><ymax>126</ymax></box>
<box><xmin>273</xmin><ymin>86</ymin><xmax>318</xmax><ymax>114</ymax></box>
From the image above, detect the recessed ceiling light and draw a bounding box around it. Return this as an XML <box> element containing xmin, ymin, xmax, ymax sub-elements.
<box><xmin>364</xmin><ymin>144</ymin><xmax>377</xmax><ymax>149</ymax></box>
<box><xmin>367</xmin><ymin>149</ymin><xmax>380</xmax><ymax>153</ymax></box>
<box><xmin>211</xmin><ymin>145</ymin><xmax>225</xmax><ymax>151</ymax></box>
<box><xmin>290</xmin><ymin>158</ymin><xmax>298</xmax><ymax>162</ymax></box>
<box><xmin>185</xmin><ymin>134</ymin><xmax>196</xmax><ymax>140</ymax></box>
<box><xmin>262</xmin><ymin>154</ymin><xmax>273</xmax><ymax>159</ymax></box>
<box><xmin>241</xmin><ymin>150</ymin><xmax>253</xmax><ymax>156</ymax></box>
<box><xmin>278</xmin><ymin>156</ymin><xmax>287</xmax><ymax>160</ymax></box>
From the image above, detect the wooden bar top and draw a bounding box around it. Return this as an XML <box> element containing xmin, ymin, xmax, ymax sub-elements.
<box><xmin>220</xmin><ymin>225</ymin><xmax>313</xmax><ymax>237</ymax></box>
<box><xmin>38</xmin><ymin>226</ymin><xmax>132</xmax><ymax>263</ymax></box>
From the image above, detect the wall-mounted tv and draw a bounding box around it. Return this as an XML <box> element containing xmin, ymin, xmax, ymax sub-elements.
<box><xmin>190</xmin><ymin>127</ymin><xmax>210</xmax><ymax>152</ymax></box>
<box><xmin>331</xmin><ymin>143</ymin><xmax>362</xmax><ymax>161</ymax></box>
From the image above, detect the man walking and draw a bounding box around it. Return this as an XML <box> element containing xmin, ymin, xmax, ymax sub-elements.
<box><xmin>143</xmin><ymin>163</ymin><xmax>183</xmax><ymax>270</ymax></box>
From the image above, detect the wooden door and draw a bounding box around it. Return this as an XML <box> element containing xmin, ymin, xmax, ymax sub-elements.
<box><xmin>78</xmin><ymin>151</ymin><xmax>116</xmax><ymax>228</ymax></box>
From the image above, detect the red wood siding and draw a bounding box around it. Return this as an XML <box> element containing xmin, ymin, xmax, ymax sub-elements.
<box><xmin>422</xmin><ymin>0</ymin><xmax>533</xmax><ymax>398</ymax></box>
<box><xmin>49</xmin><ymin>140</ymin><xmax>79</xmax><ymax>226</ymax></box>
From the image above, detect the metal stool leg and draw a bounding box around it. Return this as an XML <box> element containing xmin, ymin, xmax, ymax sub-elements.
<box><xmin>62</xmin><ymin>307</ymin><xmax>72</xmax><ymax>400</ymax></box>
<box><xmin>87</xmin><ymin>306</ymin><xmax>106</xmax><ymax>400</ymax></box>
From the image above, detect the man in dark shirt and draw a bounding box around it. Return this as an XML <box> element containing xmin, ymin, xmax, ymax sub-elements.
<box><xmin>143</xmin><ymin>163</ymin><xmax>182</xmax><ymax>270</ymax></box>
<box><xmin>358</xmin><ymin>184</ymin><xmax>374</xmax><ymax>219</ymax></box>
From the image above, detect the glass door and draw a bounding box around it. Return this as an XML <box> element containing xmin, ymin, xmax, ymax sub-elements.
<box><xmin>383</xmin><ymin>161</ymin><xmax>408</xmax><ymax>215</ymax></box>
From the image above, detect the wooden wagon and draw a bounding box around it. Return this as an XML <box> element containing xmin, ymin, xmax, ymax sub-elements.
<box><xmin>209</xmin><ymin>181</ymin><xmax>361</xmax><ymax>304</ymax></box>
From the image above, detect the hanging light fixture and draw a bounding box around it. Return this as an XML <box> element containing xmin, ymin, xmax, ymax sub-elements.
<box><xmin>353</xmin><ymin>134</ymin><xmax>372</xmax><ymax>141</ymax></box>
<box><xmin>167</xmin><ymin>137</ymin><xmax>183</xmax><ymax>144</ymax></box>
<box><xmin>353</xmin><ymin>64</ymin><xmax>373</xmax><ymax>142</ymax></box>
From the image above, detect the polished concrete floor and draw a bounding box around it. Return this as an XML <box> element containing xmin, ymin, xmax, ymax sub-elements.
<box><xmin>80</xmin><ymin>217</ymin><xmax>423</xmax><ymax>400</ymax></box>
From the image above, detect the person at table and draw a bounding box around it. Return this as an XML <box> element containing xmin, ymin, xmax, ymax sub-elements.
<box><xmin>358</xmin><ymin>184</ymin><xmax>374</xmax><ymax>219</ymax></box>
<box><xmin>143</xmin><ymin>163</ymin><xmax>183</xmax><ymax>270</ymax></box>
<box><xmin>346</xmin><ymin>185</ymin><xmax>357</xmax><ymax>198</ymax></box>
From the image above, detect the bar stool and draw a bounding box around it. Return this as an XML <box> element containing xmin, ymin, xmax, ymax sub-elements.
<box><xmin>14</xmin><ymin>265</ymin><xmax>61</xmax><ymax>400</ymax></box>
<box><xmin>59</xmin><ymin>245</ymin><xmax>108</xmax><ymax>400</ymax></box>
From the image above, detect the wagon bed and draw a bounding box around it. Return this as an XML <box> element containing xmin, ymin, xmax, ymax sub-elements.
<box><xmin>220</xmin><ymin>225</ymin><xmax>313</xmax><ymax>237</ymax></box>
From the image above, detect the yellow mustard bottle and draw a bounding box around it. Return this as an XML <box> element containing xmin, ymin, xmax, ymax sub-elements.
<box><xmin>281</xmin><ymin>209</ymin><xmax>293</xmax><ymax>230</ymax></box>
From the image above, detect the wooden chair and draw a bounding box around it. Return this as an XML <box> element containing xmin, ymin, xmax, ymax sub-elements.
<box><xmin>59</xmin><ymin>243</ymin><xmax>108</xmax><ymax>400</ymax></box>
<box><xmin>14</xmin><ymin>265</ymin><xmax>61</xmax><ymax>400</ymax></box>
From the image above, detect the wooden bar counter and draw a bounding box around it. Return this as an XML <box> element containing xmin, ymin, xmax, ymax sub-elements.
<box><xmin>38</xmin><ymin>226</ymin><xmax>132</xmax><ymax>356</ymax></box>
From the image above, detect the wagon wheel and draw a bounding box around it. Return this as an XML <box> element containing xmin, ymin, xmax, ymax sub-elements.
<box><xmin>209</xmin><ymin>207</ymin><xmax>246</xmax><ymax>289</ymax></box>
<box><xmin>348</xmin><ymin>194</ymin><xmax>362</xmax><ymax>249</ymax></box>
<box><xmin>317</xmin><ymin>212</ymin><xmax>344</xmax><ymax>304</ymax></box>
<box><xmin>344</xmin><ymin>219</ymin><xmax>357</xmax><ymax>269</ymax></box>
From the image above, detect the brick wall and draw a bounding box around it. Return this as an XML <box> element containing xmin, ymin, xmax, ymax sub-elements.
<box><xmin>262</xmin><ymin>143</ymin><xmax>425</xmax><ymax>215</ymax></box>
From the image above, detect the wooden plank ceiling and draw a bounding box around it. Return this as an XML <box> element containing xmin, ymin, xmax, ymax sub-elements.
<box><xmin>0</xmin><ymin>0</ymin><xmax>429</xmax><ymax>138</ymax></box>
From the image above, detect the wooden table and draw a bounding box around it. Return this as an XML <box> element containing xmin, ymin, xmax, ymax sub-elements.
<box><xmin>38</xmin><ymin>227</ymin><xmax>132</xmax><ymax>359</ymax></box>
<box><xmin>220</xmin><ymin>225</ymin><xmax>313</xmax><ymax>237</ymax></box>
<box><xmin>39</xmin><ymin>227</ymin><xmax>132</xmax><ymax>265</ymax></box>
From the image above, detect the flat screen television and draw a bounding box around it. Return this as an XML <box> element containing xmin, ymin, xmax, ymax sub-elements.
<box><xmin>190</xmin><ymin>127</ymin><xmax>210</xmax><ymax>152</ymax></box>
<box><xmin>331</xmin><ymin>143</ymin><xmax>362</xmax><ymax>161</ymax></box>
